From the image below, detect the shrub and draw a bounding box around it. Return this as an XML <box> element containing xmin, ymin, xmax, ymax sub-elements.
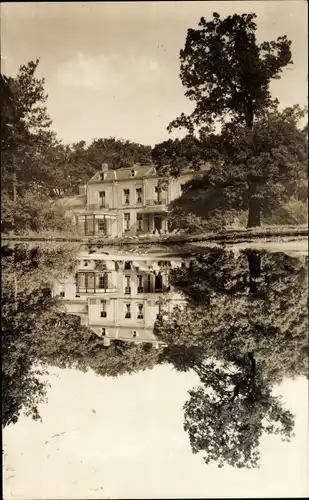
<box><xmin>263</xmin><ymin>198</ymin><xmax>308</xmax><ymax>226</ymax></box>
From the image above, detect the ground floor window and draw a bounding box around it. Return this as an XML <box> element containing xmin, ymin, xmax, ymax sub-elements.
<box><xmin>100</xmin><ymin>300</ymin><xmax>107</xmax><ymax>318</ymax></box>
<box><xmin>98</xmin><ymin>273</ymin><xmax>108</xmax><ymax>289</ymax></box>
<box><xmin>137</xmin><ymin>275</ymin><xmax>144</xmax><ymax>293</ymax></box>
<box><xmin>137</xmin><ymin>303</ymin><xmax>144</xmax><ymax>319</ymax></box>
<box><xmin>98</xmin><ymin>218</ymin><xmax>106</xmax><ymax>232</ymax></box>
<box><xmin>137</xmin><ymin>213</ymin><xmax>143</xmax><ymax>231</ymax></box>
<box><xmin>124</xmin><ymin>213</ymin><xmax>130</xmax><ymax>231</ymax></box>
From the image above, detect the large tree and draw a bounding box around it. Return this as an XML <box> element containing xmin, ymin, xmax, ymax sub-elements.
<box><xmin>184</xmin><ymin>358</ymin><xmax>295</xmax><ymax>469</ymax></box>
<box><xmin>159</xmin><ymin>107</ymin><xmax>308</xmax><ymax>231</ymax></box>
<box><xmin>153</xmin><ymin>13</ymin><xmax>307</xmax><ymax>227</ymax></box>
<box><xmin>1</xmin><ymin>60</ymin><xmax>57</xmax><ymax>199</ymax></box>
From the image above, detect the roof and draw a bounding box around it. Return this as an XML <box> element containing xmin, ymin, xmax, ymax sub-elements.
<box><xmin>88</xmin><ymin>165</ymin><xmax>156</xmax><ymax>184</ymax></box>
<box><xmin>88</xmin><ymin>163</ymin><xmax>211</xmax><ymax>184</ymax></box>
<box><xmin>89</xmin><ymin>325</ymin><xmax>158</xmax><ymax>342</ymax></box>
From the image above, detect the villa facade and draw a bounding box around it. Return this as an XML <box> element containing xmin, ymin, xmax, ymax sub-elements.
<box><xmin>60</xmin><ymin>163</ymin><xmax>208</xmax><ymax>237</ymax></box>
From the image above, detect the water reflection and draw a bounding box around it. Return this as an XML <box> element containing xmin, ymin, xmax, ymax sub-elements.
<box><xmin>1</xmin><ymin>242</ymin><xmax>308</xmax><ymax>469</ymax></box>
<box><xmin>52</xmin><ymin>250</ymin><xmax>191</xmax><ymax>347</ymax></box>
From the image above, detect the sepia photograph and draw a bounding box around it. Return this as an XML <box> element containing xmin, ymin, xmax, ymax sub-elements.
<box><xmin>1</xmin><ymin>1</ymin><xmax>308</xmax><ymax>498</ymax></box>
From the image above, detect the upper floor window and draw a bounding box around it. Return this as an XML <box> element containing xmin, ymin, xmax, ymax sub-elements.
<box><xmin>124</xmin><ymin>261</ymin><xmax>132</xmax><ymax>270</ymax></box>
<box><xmin>136</xmin><ymin>188</ymin><xmax>142</xmax><ymax>204</ymax></box>
<box><xmin>125</xmin><ymin>303</ymin><xmax>131</xmax><ymax>319</ymax></box>
<box><xmin>99</xmin><ymin>173</ymin><xmax>106</xmax><ymax>181</ymax></box>
<box><xmin>123</xmin><ymin>189</ymin><xmax>130</xmax><ymax>205</ymax></box>
<box><xmin>124</xmin><ymin>213</ymin><xmax>130</xmax><ymax>231</ymax></box>
<box><xmin>155</xmin><ymin>186</ymin><xmax>162</xmax><ymax>204</ymax></box>
<box><xmin>99</xmin><ymin>191</ymin><xmax>106</xmax><ymax>207</ymax></box>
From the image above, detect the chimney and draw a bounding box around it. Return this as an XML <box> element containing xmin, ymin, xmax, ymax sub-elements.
<box><xmin>101</xmin><ymin>163</ymin><xmax>109</xmax><ymax>172</ymax></box>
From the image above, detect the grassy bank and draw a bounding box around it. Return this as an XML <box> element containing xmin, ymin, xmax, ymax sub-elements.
<box><xmin>2</xmin><ymin>225</ymin><xmax>308</xmax><ymax>246</ymax></box>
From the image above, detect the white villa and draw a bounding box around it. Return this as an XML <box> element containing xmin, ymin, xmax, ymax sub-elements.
<box><xmin>58</xmin><ymin>163</ymin><xmax>208</xmax><ymax>237</ymax></box>
<box><xmin>52</xmin><ymin>251</ymin><xmax>190</xmax><ymax>348</ymax></box>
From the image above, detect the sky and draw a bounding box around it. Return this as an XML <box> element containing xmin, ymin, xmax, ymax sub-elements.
<box><xmin>1</xmin><ymin>1</ymin><xmax>308</xmax><ymax>146</ymax></box>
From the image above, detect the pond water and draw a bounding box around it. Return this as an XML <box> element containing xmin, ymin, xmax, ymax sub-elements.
<box><xmin>2</xmin><ymin>240</ymin><xmax>308</xmax><ymax>498</ymax></box>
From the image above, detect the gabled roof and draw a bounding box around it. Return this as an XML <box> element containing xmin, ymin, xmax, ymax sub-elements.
<box><xmin>88</xmin><ymin>165</ymin><xmax>156</xmax><ymax>184</ymax></box>
<box><xmin>88</xmin><ymin>162</ymin><xmax>211</xmax><ymax>185</ymax></box>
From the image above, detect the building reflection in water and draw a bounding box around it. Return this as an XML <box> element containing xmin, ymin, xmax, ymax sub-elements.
<box><xmin>52</xmin><ymin>251</ymin><xmax>191</xmax><ymax>348</ymax></box>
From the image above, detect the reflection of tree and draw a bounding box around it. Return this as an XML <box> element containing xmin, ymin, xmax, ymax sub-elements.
<box><xmin>2</xmin><ymin>287</ymin><xmax>54</xmax><ymax>427</ymax></box>
<box><xmin>155</xmin><ymin>248</ymin><xmax>308</xmax><ymax>467</ymax></box>
<box><xmin>155</xmin><ymin>249</ymin><xmax>308</xmax><ymax>382</ymax></box>
<box><xmin>1</xmin><ymin>244</ymin><xmax>162</xmax><ymax>426</ymax></box>
<box><xmin>36</xmin><ymin>313</ymin><xmax>162</xmax><ymax>377</ymax></box>
<box><xmin>184</xmin><ymin>358</ymin><xmax>295</xmax><ymax>469</ymax></box>
<box><xmin>2</xmin><ymin>244</ymin><xmax>77</xmax><ymax>427</ymax></box>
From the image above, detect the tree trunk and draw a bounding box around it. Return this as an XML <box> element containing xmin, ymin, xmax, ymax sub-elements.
<box><xmin>247</xmin><ymin>251</ymin><xmax>261</xmax><ymax>295</ymax></box>
<box><xmin>12</xmin><ymin>176</ymin><xmax>17</xmax><ymax>203</ymax></box>
<box><xmin>247</xmin><ymin>183</ymin><xmax>261</xmax><ymax>228</ymax></box>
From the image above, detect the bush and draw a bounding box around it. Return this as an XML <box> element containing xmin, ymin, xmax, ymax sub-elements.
<box><xmin>1</xmin><ymin>191</ymin><xmax>78</xmax><ymax>235</ymax></box>
<box><xmin>167</xmin><ymin>207</ymin><xmax>248</xmax><ymax>234</ymax></box>
<box><xmin>263</xmin><ymin>198</ymin><xmax>308</xmax><ymax>226</ymax></box>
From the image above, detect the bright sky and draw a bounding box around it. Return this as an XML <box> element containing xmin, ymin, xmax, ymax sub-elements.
<box><xmin>1</xmin><ymin>1</ymin><xmax>308</xmax><ymax>146</ymax></box>
<box><xmin>3</xmin><ymin>366</ymin><xmax>309</xmax><ymax>499</ymax></box>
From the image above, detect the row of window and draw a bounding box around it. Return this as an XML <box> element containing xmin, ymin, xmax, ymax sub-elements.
<box><xmin>123</xmin><ymin>213</ymin><xmax>145</xmax><ymax>231</ymax></box>
<box><xmin>100</xmin><ymin>300</ymin><xmax>144</xmax><ymax>319</ymax></box>
<box><xmin>97</xmin><ymin>186</ymin><xmax>169</xmax><ymax>208</ymax></box>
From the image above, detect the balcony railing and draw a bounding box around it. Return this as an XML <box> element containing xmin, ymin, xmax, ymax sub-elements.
<box><xmin>146</xmin><ymin>198</ymin><xmax>167</xmax><ymax>206</ymax></box>
<box><xmin>87</xmin><ymin>203</ymin><xmax>110</xmax><ymax>211</ymax></box>
<box><xmin>154</xmin><ymin>198</ymin><xmax>167</xmax><ymax>205</ymax></box>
